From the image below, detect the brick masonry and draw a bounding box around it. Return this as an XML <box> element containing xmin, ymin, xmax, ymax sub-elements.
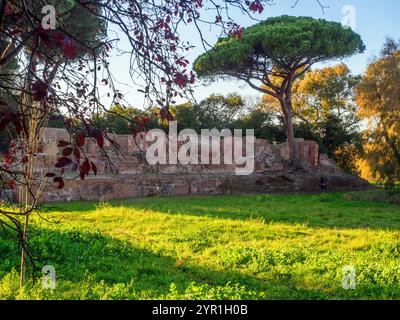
<box><xmin>12</xmin><ymin>128</ymin><xmax>371</xmax><ymax>202</ymax></box>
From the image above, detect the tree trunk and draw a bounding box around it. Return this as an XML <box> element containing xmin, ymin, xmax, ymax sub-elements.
<box><xmin>280</xmin><ymin>99</ymin><xmax>297</xmax><ymax>164</ymax></box>
<box><xmin>285</xmin><ymin>111</ymin><xmax>297</xmax><ymax>163</ymax></box>
<box><xmin>19</xmin><ymin>213</ymin><xmax>29</xmax><ymax>289</ymax></box>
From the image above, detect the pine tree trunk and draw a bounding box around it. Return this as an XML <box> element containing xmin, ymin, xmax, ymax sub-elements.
<box><xmin>281</xmin><ymin>99</ymin><xmax>297</xmax><ymax>164</ymax></box>
<box><xmin>285</xmin><ymin>112</ymin><xmax>297</xmax><ymax>163</ymax></box>
<box><xmin>19</xmin><ymin>213</ymin><xmax>29</xmax><ymax>289</ymax></box>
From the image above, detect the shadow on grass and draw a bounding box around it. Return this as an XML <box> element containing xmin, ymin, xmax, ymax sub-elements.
<box><xmin>41</xmin><ymin>192</ymin><xmax>400</xmax><ymax>231</ymax></box>
<box><xmin>3</xmin><ymin>224</ymin><xmax>400</xmax><ymax>299</ymax></box>
<box><xmin>0</xmin><ymin>227</ymin><xmax>266</xmax><ymax>299</ymax></box>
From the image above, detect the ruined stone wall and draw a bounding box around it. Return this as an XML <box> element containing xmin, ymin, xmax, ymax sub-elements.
<box><xmin>13</xmin><ymin>128</ymin><xmax>368</xmax><ymax>202</ymax></box>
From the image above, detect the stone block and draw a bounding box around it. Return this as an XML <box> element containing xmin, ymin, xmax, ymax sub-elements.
<box><xmin>32</xmin><ymin>128</ymin><xmax>370</xmax><ymax>202</ymax></box>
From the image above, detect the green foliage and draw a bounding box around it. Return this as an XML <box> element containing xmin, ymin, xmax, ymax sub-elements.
<box><xmin>356</xmin><ymin>39</ymin><xmax>400</xmax><ymax>185</ymax></box>
<box><xmin>319</xmin><ymin>115</ymin><xmax>362</xmax><ymax>160</ymax></box>
<box><xmin>173</xmin><ymin>94</ymin><xmax>285</xmax><ymax>142</ymax></box>
<box><xmin>93</xmin><ymin>104</ymin><xmax>160</xmax><ymax>134</ymax></box>
<box><xmin>34</xmin><ymin>0</ymin><xmax>106</xmax><ymax>60</ymax></box>
<box><xmin>174</xmin><ymin>94</ymin><xmax>244</xmax><ymax>131</ymax></box>
<box><xmin>288</xmin><ymin>64</ymin><xmax>364</xmax><ymax>173</ymax></box>
<box><xmin>1</xmin><ymin>191</ymin><xmax>400</xmax><ymax>299</ymax></box>
<box><xmin>292</xmin><ymin>64</ymin><xmax>361</xmax><ymax>125</ymax></box>
<box><xmin>194</xmin><ymin>15</ymin><xmax>365</xmax><ymax>78</ymax></box>
<box><xmin>166</xmin><ymin>282</ymin><xmax>265</xmax><ymax>300</ymax></box>
<box><xmin>344</xmin><ymin>189</ymin><xmax>400</xmax><ymax>205</ymax></box>
<box><xmin>235</xmin><ymin>108</ymin><xmax>286</xmax><ymax>142</ymax></box>
<box><xmin>194</xmin><ymin>16</ymin><xmax>365</xmax><ymax>163</ymax></box>
<box><xmin>95</xmin><ymin>105</ymin><xmax>142</xmax><ymax>134</ymax></box>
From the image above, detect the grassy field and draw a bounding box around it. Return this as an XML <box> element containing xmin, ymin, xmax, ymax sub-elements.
<box><xmin>1</xmin><ymin>190</ymin><xmax>400</xmax><ymax>300</ymax></box>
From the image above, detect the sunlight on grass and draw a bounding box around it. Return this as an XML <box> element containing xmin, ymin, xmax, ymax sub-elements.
<box><xmin>1</xmin><ymin>191</ymin><xmax>400</xmax><ymax>300</ymax></box>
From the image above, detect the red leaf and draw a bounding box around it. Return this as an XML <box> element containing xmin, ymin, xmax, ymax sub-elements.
<box><xmin>53</xmin><ymin>177</ymin><xmax>65</xmax><ymax>189</ymax></box>
<box><xmin>32</xmin><ymin>81</ymin><xmax>48</xmax><ymax>101</ymax></box>
<box><xmin>4</xmin><ymin>5</ymin><xmax>14</xmax><ymax>15</ymax></box>
<box><xmin>62</xmin><ymin>147</ymin><xmax>73</xmax><ymax>156</ymax></box>
<box><xmin>13</xmin><ymin>118</ymin><xmax>23</xmax><ymax>135</ymax></box>
<box><xmin>76</xmin><ymin>132</ymin><xmax>85</xmax><ymax>147</ymax></box>
<box><xmin>74</xmin><ymin>148</ymin><xmax>81</xmax><ymax>160</ymax></box>
<box><xmin>53</xmin><ymin>31</ymin><xmax>64</xmax><ymax>46</ymax></box>
<box><xmin>55</xmin><ymin>157</ymin><xmax>72</xmax><ymax>168</ymax></box>
<box><xmin>90</xmin><ymin>161</ymin><xmax>97</xmax><ymax>175</ymax></box>
<box><xmin>96</xmin><ymin>134</ymin><xmax>104</xmax><ymax>149</ymax></box>
<box><xmin>249</xmin><ymin>1</ymin><xmax>264</xmax><ymax>13</ymax></box>
<box><xmin>80</xmin><ymin>159</ymin><xmax>91</xmax><ymax>179</ymax></box>
<box><xmin>58</xmin><ymin>140</ymin><xmax>71</xmax><ymax>147</ymax></box>
<box><xmin>45</xmin><ymin>172</ymin><xmax>56</xmax><ymax>177</ymax></box>
<box><xmin>61</xmin><ymin>37</ymin><xmax>77</xmax><ymax>59</ymax></box>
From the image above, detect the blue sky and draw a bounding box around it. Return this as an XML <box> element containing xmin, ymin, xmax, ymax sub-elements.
<box><xmin>106</xmin><ymin>0</ymin><xmax>400</xmax><ymax>107</ymax></box>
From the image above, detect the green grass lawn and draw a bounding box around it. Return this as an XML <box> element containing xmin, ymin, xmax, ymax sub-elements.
<box><xmin>1</xmin><ymin>191</ymin><xmax>400</xmax><ymax>300</ymax></box>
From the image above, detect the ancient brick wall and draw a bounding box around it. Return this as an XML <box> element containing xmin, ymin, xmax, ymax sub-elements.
<box><xmin>2</xmin><ymin>128</ymin><xmax>368</xmax><ymax>203</ymax></box>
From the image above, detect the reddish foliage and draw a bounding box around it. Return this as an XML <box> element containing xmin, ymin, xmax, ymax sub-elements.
<box><xmin>4</xmin><ymin>5</ymin><xmax>14</xmax><ymax>15</ymax></box>
<box><xmin>12</xmin><ymin>115</ymin><xmax>23</xmax><ymax>135</ymax></box>
<box><xmin>53</xmin><ymin>177</ymin><xmax>65</xmax><ymax>189</ymax></box>
<box><xmin>248</xmin><ymin>1</ymin><xmax>264</xmax><ymax>13</ymax></box>
<box><xmin>45</xmin><ymin>172</ymin><xmax>56</xmax><ymax>178</ymax></box>
<box><xmin>58</xmin><ymin>140</ymin><xmax>71</xmax><ymax>147</ymax></box>
<box><xmin>37</xmin><ymin>28</ymin><xmax>78</xmax><ymax>60</ymax></box>
<box><xmin>0</xmin><ymin>149</ymin><xmax>16</xmax><ymax>191</ymax></box>
<box><xmin>80</xmin><ymin>158</ymin><xmax>91</xmax><ymax>179</ymax></box>
<box><xmin>89</xmin><ymin>129</ymin><xmax>104</xmax><ymax>149</ymax></box>
<box><xmin>96</xmin><ymin>135</ymin><xmax>104</xmax><ymax>148</ymax></box>
<box><xmin>76</xmin><ymin>132</ymin><xmax>85</xmax><ymax>147</ymax></box>
<box><xmin>32</xmin><ymin>81</ymin><xmax>48</xmax><ymax>101</ymax></box>
<box><xmin>74</xmin><ymin>148</ymin><xmax>81</xmax><ymax>160</ymax></box>
<box><xmin>91</xmin><ymin>161</ymin><xmax>97</xmax><ymax>175</ymax></box>
<box><xmin>130</xmin><ymin>115</ymin><xmax>151</xmax><ymax>136</ymax></box>
<box><xmin>0</xmin><ymin>110</ymin><xmax>27</xmax><ymax>136</ymax></box>
<box><xmin>62</xmin><ymin>147</ymin><xmax>73</xmax><ymax>156</ymax></box>
<box><xmin>55</xmin><ymin>157</ymin><xmax>72</xmax><ymax>168</ymax></box>
<box><xmin>61</xmin><ymin>37</ymin><xmax>78</xmax><ymax>59</ymax></box>
<box><xmin>230</xmin><ymin>26</ymin><xmax>244</xmax><ymax>40</ymax></box>
<box><xmin>1</xmin><ymin>0</ymin><xmax>266</xmax><ymax>194</ymax></box>
<box><xmin>160</xmin><ymin>108</ymin><xmax>174</xmax><ymax>121</ymax></box>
